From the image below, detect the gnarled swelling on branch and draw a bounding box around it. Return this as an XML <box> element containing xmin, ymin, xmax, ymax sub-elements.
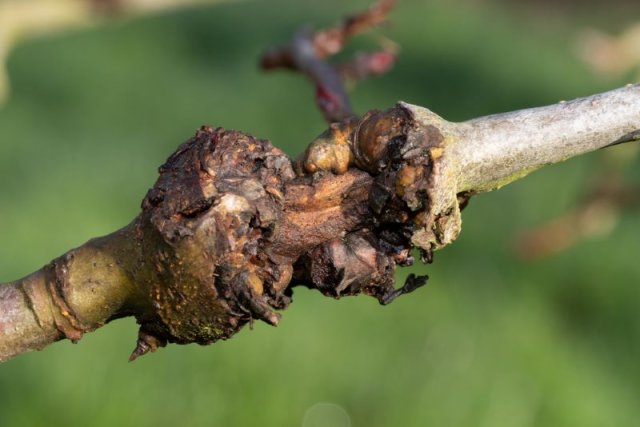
<box><xmin>1</xmin><ymin>85</ymin><xmax>639</xmax><ymax>362</ymax></box>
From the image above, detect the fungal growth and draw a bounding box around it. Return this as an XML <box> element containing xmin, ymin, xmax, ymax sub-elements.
<box><xmin>119</xmin><ymin>102</ymin><xmax>467</xmax><ymax>359</ymax></box>
<box><xmin>128</xmin><ymin>127</ymin><xmax>297</xmax><ymax>359</ymax></box>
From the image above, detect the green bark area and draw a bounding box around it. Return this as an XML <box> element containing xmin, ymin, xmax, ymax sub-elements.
<box><xmin>0</xmin><ymin>0</ymin><xmax>639</xmax><ymax>426</ymax></box>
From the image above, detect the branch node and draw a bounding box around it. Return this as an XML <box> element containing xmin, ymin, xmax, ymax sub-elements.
<box><xmin>129</xmin><ymin>329</ymin><xmax>167</xmax><ymax>362</ymax></box>
<box><xmin>47</xmin><ymin>255</ymin><xmax>93</xmax><ymax>343</ymax></box>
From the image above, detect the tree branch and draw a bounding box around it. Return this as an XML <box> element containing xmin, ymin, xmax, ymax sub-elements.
<box><xmin>1</xmin><ymin>85</ymin><xmax>638</xmax><ymax>363</ymax></box>
<box><xmin>452</xmin><ymin>85</ymin><xmax>640</xmax><ymax>193</ymax></box>
<box><xmin>0</xmin><ymin>225</ymin><xmax>138</xmax><ymax>361</ymax></box>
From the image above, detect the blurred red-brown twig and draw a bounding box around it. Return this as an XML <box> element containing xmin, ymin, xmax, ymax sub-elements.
<box><xmin>260</xmin><ymin>0</ymin><xmax>397</xmax><ymax>122</ymax></box>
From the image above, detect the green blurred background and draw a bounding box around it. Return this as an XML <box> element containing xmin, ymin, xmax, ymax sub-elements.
<box><xmin>1</xmin><ymin>0</ymin><xmax>639</xmax><ymax>425</ymax></box>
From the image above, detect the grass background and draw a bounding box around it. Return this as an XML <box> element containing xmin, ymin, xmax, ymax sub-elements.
<box><xmin>0</xmin><ymin>0</ymin><xmax>639</xmax><ymax>425</ymax></box>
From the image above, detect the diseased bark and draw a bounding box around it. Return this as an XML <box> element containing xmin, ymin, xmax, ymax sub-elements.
<box><xmin>1</xmin><ymin>85</ymin><xmax>639</xmax><ymax>363</ymax></box>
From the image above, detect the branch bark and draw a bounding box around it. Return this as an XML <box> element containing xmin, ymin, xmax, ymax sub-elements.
<box><xmin>1</xmin><ymin>85</ymin><xmax>639</xmax><ymax>363</ymax></box>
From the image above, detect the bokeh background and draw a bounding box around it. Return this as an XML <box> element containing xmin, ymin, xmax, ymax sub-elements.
<box><xmin>1</xmin><ymin>0</ymin><xmax>639</xmax><ymax>425</ymax></box>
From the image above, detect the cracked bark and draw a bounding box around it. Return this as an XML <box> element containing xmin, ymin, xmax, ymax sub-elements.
<box><xmin>1</xmin><ymin>85</ymin><xmax>639</xmax><ymax>363</ymax></box>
